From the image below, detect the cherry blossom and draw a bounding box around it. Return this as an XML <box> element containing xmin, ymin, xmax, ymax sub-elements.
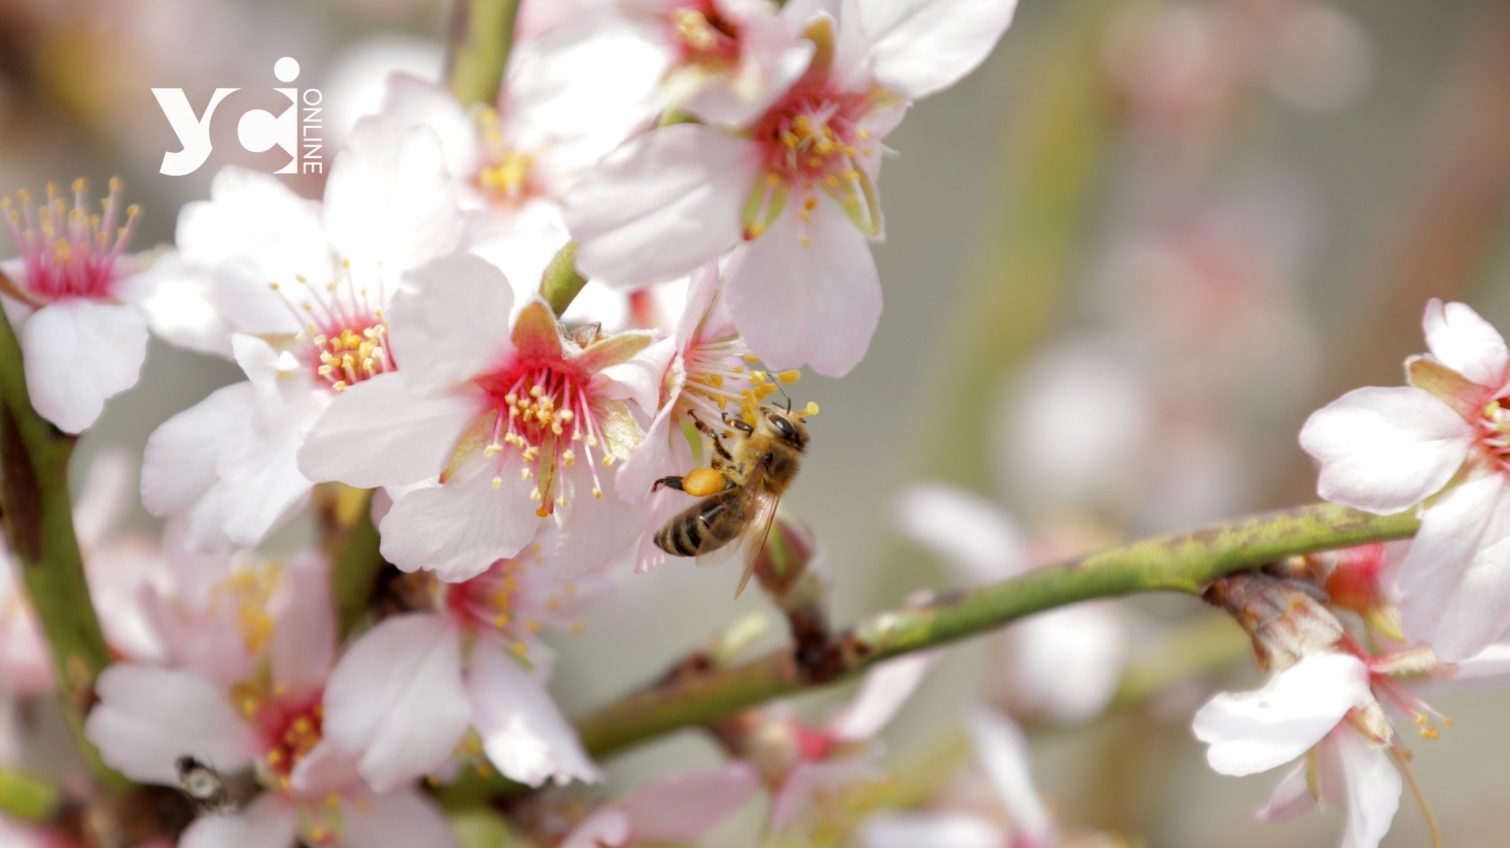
<box><xmin>298</xmin><ymin>253</ymin><xmax>659</xmax><ymax>581</ymax></box>
<box><xmin>139</xmin><ymin>115</ymin><xmax>464</xmax><ymax>551</ymax></box>
<box><xmin>320</xmin><ymin>539</ymin><xmax>602</xmax><ymax>791</ymax></box>
<box><xmin>0</xmin><ymin>178</ymin><xmax>162</xmax><ymax>433</ymax></box>
<box><xmin>559</xmin><ymin>761</ymin><xmax>759</xmax><ymax>848</ymax></box>
<box><xmin>564</xmin><ymin>0</ymin><xmax>1020</xmax><ymax>376</ymax></box>
<box><xmin>1192</xmin><ymin>652</ymin><xmax>1408</xmax><ymax>848</ymax></box>
<box><xmin>1300</xmin><ymin>298</ymin><xmax>1510</xmax><ymax>661</ymax></box>
<box><xmin>84</xmin><ymin>554</ymin><xmax>456</xmax><ymax>848</ymax></box>
<box><xmin>894</xmin><ymin>484</ymin><xmax>1127</xmax><ymax>724</ymax></box>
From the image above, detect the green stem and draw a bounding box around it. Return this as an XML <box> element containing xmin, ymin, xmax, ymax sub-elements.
<box><xmin>445</xmin><ymin>0</ymin><xmax>520</xmax><ymax>107</ymax></box>
<box><xmin>0</xmin><ymin>768</ymin><xmax>61</xmax><ymax>822</ymax></box>
<box><xmin>572</xmin><ymin>503</ymin><xmax>1418</xmax><ymax>759</ymax></box>
<box><xmin>0</xmin><ymin>287</ymin><xmax>125</xmax><ymax>790</ymax></box>
<box><xmin>539</xmin><ymin>241</ymin><xmax>587</xmax><ymax>317</ymax></box>
<box><xmin>316</xmin><ymin>485</ymin><xmax>385</xmax><ymax>638</ymax></box>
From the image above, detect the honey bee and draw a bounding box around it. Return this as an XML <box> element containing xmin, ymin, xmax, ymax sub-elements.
<box><xmin>652</xmin><ymin>401</ymin><xmax>815</xmax><ymax>597</ymax></box>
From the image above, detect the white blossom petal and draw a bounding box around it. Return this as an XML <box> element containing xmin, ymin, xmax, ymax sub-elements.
<box><xmin>827</xmin><ymin>653</ymin><xmax>934</xmax><ymax>742</ymax></box>
<box><xmin>891</xmin><ymin>484</ymin><xmax>1027</xmax><ymax>584</ymax></box>
<box><xmin>1397</xmin><ymin>475</ymin><xmax>1510</xmax><ymax>661</ymax></box>
<box><xmin>386</xmin><ymin>253</ymin><xmax>516</xmax><ymax>387</ymax></box>
<box><xmin>298</xmin><ymin>375</ymin><xmax>476</xmax><ymax>488</ymax></box>
<box><xmin>564</xmin><ymin>124</ymin><xmax>761</xmax><ymax>286</ymax></box>
<box><xmin>726</xmin><ymin>196</ymin><xmax>881</xmax><ymax>377</ymax></box>
<box><xmin>1299</xmin><ymin>386</ymin><xmax>1473</xmax><ymax>514</ymax></box>
<box><xmin>1256</xmin><ymin>761</ymin><xmax>1318</xmax><ymax>823</ymax></box>
<box><xmin>861</xmin><ymin>812</ymin><xmax>1003</xmax><ymax>848</ymax></box>
<box><xmin>141</xmin><ymin>383</ymin><xmax>253</xmax><ymax>519</ymax></box>
<box><xmin>858</xmin><ymin>0</ymin><xmax>1019</xmax><ymax>99</ymax></box>
<box><xmin>21</xmin><ymin>300</ymin><xmax>147</xmax><ymax>434</ymax></box>
<box><xmin>378</xmin><ymin>458</ymin><xmax>540</xmax><ymax>581</ymax></box>
<box><xmin>85</xmin><ymin>665</ymin><xmax>259</xmax><ymax>785</ymax></box>
<box><xmin>968</xmin><ymin>707</ymin><xmax>1056</xmax><ymax>848</ymax></box>
<box><xmin>615</xmin><ymin>762</ymin><xmax>759</xmax><ymax>843</ymax></box>
<box><xmin>1422</xmin><ymin>298</ymin><xmax>1508</xmax><ymax>389</ymax></box>
<box><xmin>1325</xmin><ymin>729</ymin><xmax>1402</xmax><ymax>848</ymax></box>
<box><xmin>322</xmin><ymin>614</ymin><xmax>471</xmax><ymax>793</ymax></box>
<box><xmin>466</xmin><ymin>647</ymin><xmax>600</xmax><ymax>787</ymax></box>
<box><xmin>1192</xmin><ymin>653</ymin><xmax>1372</xmax><ymax>777</ymax></box>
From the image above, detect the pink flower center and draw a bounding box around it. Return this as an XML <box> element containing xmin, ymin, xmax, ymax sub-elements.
<box><xmin>474</xmin><ymin>110</ymin><xmax>540</xmax><ymax>209</ymax></box>
<box><xmin>269</xmin><ymin>263</ymin><xmax>394</xmax><ymax>392</ymax></box>
<box><xmin>669</xmin><ymin>1</ymin><xmax>742</xmax><ymax>65</ymax></box>
<box><xmin>1477</xmin><ymin>398</ymin><xmax>1510</xmax><ymax>467</ymax></box>
<box><xmin>474</xmin><ymin>360</ymin><xmax>610</xmax><ymax>515</ymax></box>
<box><xmin>681</xmin><ymin>334</ymin><xmax>792</xmax><ymax>424</ymax></box>
<box><xmin>753</xmin><ymin>85</ymin><xmax>871</xmax><ymax>185</ymax></box>
<box><xmin>1</xmin><ymin>178</ymin><xmax>139</xmax><ymax>303</ymax></box>
<box><xmin>231</xmin><ymin>683</ymin><xmax>325</xmax><ymax>790</ymax></box>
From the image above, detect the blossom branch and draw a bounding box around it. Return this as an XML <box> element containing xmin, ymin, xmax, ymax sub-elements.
<box><xmin>444</xmin><ymin>0</ymin><xmax>520</xmax><ymax>107</ymax></box>
<box><xmin>0</xmin><ymin>274</ymin><xmax>125</xmax><ymax>789</ymax></box>
<box><xmin>314</xmin><ymin>484</ymin><xmax>385</xmax><ymax>637</ymax></box>
<box><xmin>569</xmin><ymin>503</ymin><xmax>1418</xmax><ymax>761</ymax></box>
<box><xmin>539</xmin><ymin>240</ymin><xmax>588</xmax><ymax>317</ymax></box>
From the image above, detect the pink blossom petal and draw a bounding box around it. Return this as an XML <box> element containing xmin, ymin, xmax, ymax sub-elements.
<box><xmin>323</xmin><ymin>116</ymin><xmax>463</xmax><ymax>278</ymax></box>
<box><xmin>769</xmin><ymin>759</ymin><xmax>871</xmax><ymax>833</ymax></box>
<box><xmin>466</xmin><ymin>647</ymin><xmax>600</xmax><ymax>787</ymax></box>
<box><xmin>968</xmin><ymin>707</ymin><xmax>1056</xmax><ymax>848</ymax></box>
<box><xmin>597</xmin><ymin>336</ymin><xmax>675</xmax><ymax>422</ymax></box>
<box><xmin>386</xmin><ymin>253</ymin><xmax>516</xmax><ymax>387</ymax></box>
<box><xmin>1256</xmin><ymin>761</ymin><xmax>1318</xmax><ymax>823</ymax></box>
<box><xmin>726</xmin><ymin>196</ymin><xmax>880</xmax><ymax>377</ymax></box>
<box><xmin>616</xmin><ymin>761</ymin><xmax>759</xmax><ymax>842</ymax></box>
<box><xmin>21</xmin><ymin>300</ymin><xmax>147</xmax><ymax>434</ymax></box>
<box><xmin>322</xmin><ymin>614</ymin><xmax>471</xmax><ymax>793</ymax></box>
<box><xmin>268</xmin><ymin>554</ymin><xmax>336</xmax><ymax>695</ymax></box>
<box><xmin>378</xmin><ymin>458</ymin><xmax>539</xmax><ymax>581</ymax></box>
<box><xmin>858</xmin><ymin>0</ymin><xmax>1020</xmax><ymax>99</ymax></box>
<box><xmin>1422</xmin><ymin>298</ymin><xmax>1508</xmax><ymax>389</ymax></box>
<box><xmin>861</xmin><ymin>812</ymin><xmax>1003</xmax><ymax>848</ymax></box>
<box><xmin>85</xmin><ymin>665</ymin><xmax>260</xmax><ymax>785</ymax></box>
<box><xmin>1397</xmin><ymin>475</ymin><xmax>1510</xmax><ymax>661</ymax></box>
<box><xmin>1323</xmin><ymin>729</ymin><xmax>1401</xmax><ymax>848</ymax></box>
<box><xmin>1192</xmin><ymin>653</ymin><xmax>1372</xmax><ymax>777</ymax></box>
<box><xmin>180</xmin><ymin>793</ymin><xmax>296</xmax><ymax>848</ymax></box>
<box><xmin>287</xmin><ymin>738</ymin><xmax>363</xmax><ymax>797</ymax></box>
<box><xmin>564</xmin><ymin>124</ymin><xmax>761</xmax><ymax>286</ymax></box>
<box><xmin>1299</xmin><ymin>386</ymin><xmax>1473</xmax><ymax>514</ymax></box>
<box><xmin>891</xmin><ymin>484</ymin><xmax>1027</xmax><ymax>584</ymax></box>
<box><xmin>298</xmin><ymin>375</ymin><xmax>476</xmax><ymax>489</ymax></box>
<box><xmin>827</xmin><ymin>653</ymin><xmax>935</xmax><ymax>742</ymax></box>
<box><xmin>73</xmin><ymin>450</ymin><xmax>134</xmax><ymax>548</ymax></box>
<box><xmin>337</xmin><ymin>790</ymin><xmax>459</xmax><ymax>848</ymax></box>
<box><xmin>559</xmin><ymin>810</ymin><xmax>632</xmax><ymax>848</ymax></box>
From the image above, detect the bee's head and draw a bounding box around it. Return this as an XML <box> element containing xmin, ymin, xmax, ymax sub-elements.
<box><xmin>761</xmin><ymin>404</ymin><xmax>812</xmax><ymax>451</ymax></box>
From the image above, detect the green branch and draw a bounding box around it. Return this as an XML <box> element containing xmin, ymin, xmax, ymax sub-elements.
<box><xmin>0</xmin><ymin>768</ymin><xmax>61</xmax><ymax>822</ymax></box>
<box><xmin>570</xmin><ymin>503</ymin><xmax>1418</xmax><ymax>759</ymax></box>
<box><xmin>0</xmin><ymin>288</ymin><xmax>125</xmax><ymax>790</ymax></box>
<box><xmin>540</xmin><ymin>241</ymin><xmax>587</xmax><ymax>318</ymax></box>
<box><xmin>445</xmin><ymin>0</ymin><xmax>520</xmax><ymax>108</ymax></box>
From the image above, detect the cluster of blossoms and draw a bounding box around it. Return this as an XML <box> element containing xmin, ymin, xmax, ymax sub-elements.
<box><xmin>0</xmin><ymin>0</ymin><xmax>1035</xmax><ymax>845</ymax></box>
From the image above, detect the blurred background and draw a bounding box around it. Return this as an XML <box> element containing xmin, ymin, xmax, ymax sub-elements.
<box><xmin>5</xmin><ymin>0</ymin><xmax>1510</xmax><ymax>844</ymax></box>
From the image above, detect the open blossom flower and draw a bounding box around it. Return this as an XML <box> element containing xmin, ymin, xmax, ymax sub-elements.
<box><xmin>1192</xmin><ymin>652</ymin><xmax>1415</xmax><ymax>848</ymax></box>
<box><xmin>299</xmin><ymin>253</ymin><xmax>658</xmax><ymax>581</ymax></box>
<box><xmin>140</xmin><ymin>115</ymin><xmax>464</xmax><ymax>551</ymax></box>
<box><xmin>564</xmin><ymin>0</ymin><xmax>1019</xmax><ymax>375</ymax></box>
<box><xmin>1300</xmin><ymin>298</ymin><xmax>1510</xmax><ymax>661</ymax></box>
<box><xmin>894</xmin><ymin>484</ymin><xmax>1127</xmax><ymax>724</ymax></box>
<box><xmin>560</xmin><ymin>761</ymin><xmax>759</xmax><ymax>848</ymax></box>
<box><xmin>321</xmin><ymin>539</ymin><xmax>602</xmax><ymax>791</ymax></box>
<box><xmin>861</xmin><ymin>708</ymin><xmax>1057</xmax><ymax>848</ymax></box>
<box><xmin>0</xmin><ymin>179</ymin><xmax>159</xmax><ymax>433</ymax></box>
<box><xmin>85</xmin><ymin>555</ymin><xmax>456</xmax><ymax>848</ymax></box>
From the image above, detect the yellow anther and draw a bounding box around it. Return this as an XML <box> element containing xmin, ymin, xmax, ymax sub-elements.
<box><xmin>491</xmin><ymin>476</ymin><xmax>503</xmax><ymax>490</ymax></box>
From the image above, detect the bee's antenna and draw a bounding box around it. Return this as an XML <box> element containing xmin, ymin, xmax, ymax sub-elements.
<box><xmin>774</xmin><ymin>379</ymin><xmax>793</xmax><ymax>413</ymax></box>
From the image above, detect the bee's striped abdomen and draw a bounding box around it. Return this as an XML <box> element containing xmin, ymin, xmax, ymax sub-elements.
<box><xmin>655</xmin><ymin>490</ymin><xmax>743</xmax><ymax>557</ymax></box>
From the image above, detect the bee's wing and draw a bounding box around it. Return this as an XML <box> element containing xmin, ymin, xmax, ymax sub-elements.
<box><xmin>729</xmin><ymin>465</ymin><xmax>781</xmax><ymax>599</ymax></box>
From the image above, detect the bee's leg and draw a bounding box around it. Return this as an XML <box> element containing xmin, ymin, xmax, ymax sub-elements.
<box><xmin>718</xmin><ymin>410</ymin><xmax>755</xmax><ymax>434</ymax></box>
<box><xmin>688</xmin><ymin>410</ymin><xmax>737</xmax><ymax>465</ymax></box>
<box><xmin>652</xmin><ymin>475</ymin><xmax>686</xmax><ymax>493</ymax></box>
